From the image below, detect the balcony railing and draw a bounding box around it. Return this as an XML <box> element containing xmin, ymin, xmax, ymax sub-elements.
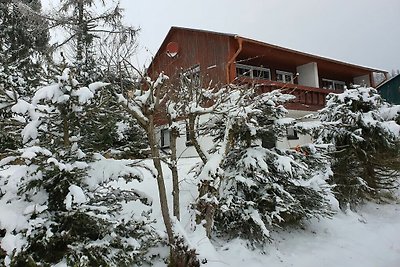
<box><xmin>235</xmin><ymin>77</ymin><xmax>342</xmax><ymax>111</ymax></box>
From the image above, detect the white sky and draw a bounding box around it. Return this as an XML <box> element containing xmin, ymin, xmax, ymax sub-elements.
<box><xmin>43</xmin><ymin>0</ymin><xmax>400</xmax><ymax>72</ymax></box>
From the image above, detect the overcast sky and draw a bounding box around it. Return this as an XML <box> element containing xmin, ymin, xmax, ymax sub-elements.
<box><xmin>119</xmin><ymin>0</ymin><xmax>400</xmax><ymax>73</ymax></box>
<box><xmin>44</xmin><ymin>0</ymin><xmax>400</xmax><ymax>72</ymax></box>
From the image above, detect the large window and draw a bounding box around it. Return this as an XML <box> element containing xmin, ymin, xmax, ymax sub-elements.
<box><xmin>236</xmin><ymin>64</ymin><xmax>271</xmax><ymax>80</ymax></box>
<box><xmin>276</xmin><ymin>70</ymin><xmax>294</xmax><ymax>83</ymax></box>
<box><xmin>322</xmin><ymin>78</ymin><xmax>346</xmax><ymax>90</ymax></box>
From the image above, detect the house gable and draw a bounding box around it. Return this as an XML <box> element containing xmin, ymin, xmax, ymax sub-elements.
<box><xmin>147</xmin><ymin>27</ymin><xmax>234</xmax><ymax>87</ymax></box>
<box><xmin>147</xmin><ymin>27</ymin><xmax>388</xmax><ymax>111</ymax></box>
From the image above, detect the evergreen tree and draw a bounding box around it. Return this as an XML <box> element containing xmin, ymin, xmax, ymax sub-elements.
<box><xmin>0</xmin><ymin>0</ymin><xmax>50</xmax><ymax>151</ymax></box>
<box><xmin>45</xmin><ymin>0</ymin><xmax>146</xmax><ymax>156</ymax></box>
<box><xmin>48</xmin><ymin>0</ymin><xmax>138</xmax><ymax>85</ymax></box>
<box><xmin>309</xmin><ymin>87</ymin><xmax>400</xmax><ymax>209</ymax></box>
<box><xmin>0</xmin><ymin>69</ymin><xmax>158</xmax><ymax>266</ymax></box>
<box><xmin>0</xmin><ymin>0</ymin><xmax>49</xmax><ymax>90</ymax></box>
<box><xmin>195</xmin><ymin>86</ymin><xmax>333</xmax><ymax>244</ymax></box>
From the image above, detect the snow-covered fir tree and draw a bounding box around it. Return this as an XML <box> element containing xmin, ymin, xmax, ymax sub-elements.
<box><xmin>0</xmin><ymin>69</ymin><xmax>159</xmax><ymax>266</ymax></box>
<box><xmin>0</xmin><ymin>0</ymin><xmax>49</xmax><ymax>87</ymax></box>
<box><xmin>194</xmin><ymin>86</ymin><xmax>333</xmax><ymax>244</ymax></box>
<box><xmin>45</xmin><ymin>0</ymin><xmax>147</xmax><ymax>157</ymax></box>
<box><xmin>305</xmin><ymin>87</ymin><xmax>400</xmax><ymax>209</ymax></box>
<box><xmin>48</xmin><ymin>0</ymin><xmax>138</xmax><ymax>86</ymax></box>
<box><xmin>0</xmin><ymin>0</ymin><xmax>50</xmax><ymax>152</ymax></box>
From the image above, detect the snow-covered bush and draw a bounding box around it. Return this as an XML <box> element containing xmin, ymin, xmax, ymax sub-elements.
<box><xmin>307</xmin><ymin>87</ymin><xmax>400</xmax><ymax>209</ymax></box>
<box><xmin>215</xmin><ymin>145</ymin><xmax>333</xmax><ymax>244</ymax></box>
<box><xmin>0</xmin><ymin>69</ymin><xmax>159</xmax><ymax>266</ymax></box>
<box><xmin>195</xmin><ymin>86</ymin><xmax>333</xmax><ymax>244</ymax></box>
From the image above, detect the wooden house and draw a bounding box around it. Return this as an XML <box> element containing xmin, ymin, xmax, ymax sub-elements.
<box><xmin>148</xmin><ymin>26</ymin><xmax>387</xmax><ymax>112</ymax></box>
<box><xmin>147</xmin><ymin>27</ymin><xmax>388</xmax><ymax>154</ymax></box>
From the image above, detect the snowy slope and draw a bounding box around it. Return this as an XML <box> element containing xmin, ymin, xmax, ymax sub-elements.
<box><xmin>214</xmin><ymin>204</ymin><xmax>400</xmax><ymax>267</ymax></box>
<box><xmin>146</xmin><ymin>158</ymin><xmax>400</xmax><ymax>267</ymax></box>
<box><xmin>1</xmin><ymin>157</ymin><xmax>399</xmax><ymax>266</ymax></box>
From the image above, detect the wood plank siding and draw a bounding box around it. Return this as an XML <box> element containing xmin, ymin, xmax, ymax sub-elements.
<box><xmin>147</xmin><ymin>27</ymin><xmax>387</xmax><ymax>117</ymax></box>
<box><xmin>148</xmin><ymin>28</ymin><xmax>232</xmax><ymax>87</ymax></box>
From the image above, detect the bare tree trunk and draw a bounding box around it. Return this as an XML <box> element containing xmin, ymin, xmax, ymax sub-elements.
<box><xmin>147</xmin><ymin>115</ymin><xmax>174</xmax><ymax>243</ymax></box>
<box><xmin>196</xmin><ymin>180</ymin><xmax>217</xmax><ymax>238</ymax></box>
<box><xmin>76</xmin><ymin>0</ymin><xmax>84</xmax><ymax>62</ymax></box>
<box><xmin>170</xmin><ymin>125</ymin><xmax>180</xmax><ymax>220</ymax></box>
<box><xmin>196</xmin><ymin>122</ymin><xmax>234</xmax><ymax>238</ymax></box>
<box><xmin>188</xmin><ymin>114</ymin><xmax>213</xmax><ymax>236</ymax></box>
<box><xmin>188</xmin><ymin>114</ymin><xmax>207</xmax><ymax>164</ymax></box>
<box><xmin>60</xmin><ymin>106</ymin><xmax>70</xmax><ymax>147</ymax></box>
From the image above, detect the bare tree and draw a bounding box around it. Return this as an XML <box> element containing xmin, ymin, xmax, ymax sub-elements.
<box><xmin>116</xmin><ymin>67</ymin><xmax>200</xmax><ymax>266</ymax></box>
<box><xmin>117</xmin><ymin>70</ymin><xmax>173</xmax><ymax>240</ymax></box>
<box><xmin>163</xmin><ymin>72</ymin><xmax>234</xmax><ymax>237</ymax></box>
<box><xmin>96</xmin><ymin>26</ymin><xmax>139</xmax><ymax>84</ymax></box>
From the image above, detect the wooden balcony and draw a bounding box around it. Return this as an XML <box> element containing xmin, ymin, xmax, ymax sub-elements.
<box><xmin>236</xmin><ymin>77</ymin><xmax>342</xmax><ymax>111</ymax></box>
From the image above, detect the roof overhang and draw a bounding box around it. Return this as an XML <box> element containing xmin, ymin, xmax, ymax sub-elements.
<box><xmin>236</xmin><ymin>36</ymin><xmax>386</xmax><ymax>78</ymax></box>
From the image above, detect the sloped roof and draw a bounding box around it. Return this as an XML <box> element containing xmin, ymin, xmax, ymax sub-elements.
<box><xmin>377</xmin><ymin>73</ymin><xmax>400</xmax><ymax>89</ymax></box>
<box><xmin>148</xmin><ymin>26</ymin><xmax>387</xmax><ymax>74</ymax></box>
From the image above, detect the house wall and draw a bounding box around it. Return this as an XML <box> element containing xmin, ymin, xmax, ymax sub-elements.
<box><xmin>157</xmin><ymin>110</ymin><xmax>317</xmax><ymax>159</ymax></box>
<box><xmin>148</xmin><ymin>29</ymin><xmax>232</xmax><ymax>87</ymax></box>
<box><xmin>276</xmin><ymin>109</ymin><xmax>316</xmax><ymax>149</ymax></box>
<box><xmin>353</xmin><ymin>74</ymin><xmax>371</xmax><ymax>87</ymax></box>
<box><xmin>149</xmin><ymin>28</ymin><xmax>382</xmax><ymax>148</ymax></box>
<box><xmin>296</xmin><ymin>62</ymin><xmax>319</xmax><ymax>88</ymax></box>
<box><xmin>378</xmin><ymin>75</ymin><xmax>400</xmax><ymax>105</ymax></box>
<box><xmin>276</xmin><ymin>134</ymin><xmax>313</xmax><ymax>150</ymax></box>
<box><xmin>156</xmin><ymin>115</ymin><xmax>215</xmax><ymax>159</ymax></box>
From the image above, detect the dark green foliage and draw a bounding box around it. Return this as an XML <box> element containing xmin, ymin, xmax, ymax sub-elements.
<box><xmin>0</xmin><ymin>69</ymin><xmax>158</xmax><ymax>266</ymax></box>
<box><xmin>0</xmin><ymin>0</ymin><xmax>49</xmax><ymax>89</ymax></box>
<box><xmin>75</xmin><ymin>83</ymin><xmax>149</xmax><ymax>158</ymax></box>
<box><xmin>0</xmin><ymin>2</ymin><xmax>155</xmax><ymax>266</ymax></box>
<box><xmin>0</xmin><ymin>0</ymin><xmax>50</xmax><ymax>152</ymax></box>
<box><xmin>44</xmin><ymin>170</ymin><xmax>84</xmax><ymax>211</ymax></box>
<box><xmin>11</xmin><ymin>211</ymin><xmax>158</xmax><ymax>267</ymax></box>
<box><xmin>313</xmin><ymin>87</ymin><xmax>400</xmax><ymax>209</ymax></box>
<box><xmin>214</xmin><ymin>146</ymin><xmax>333</xmax><ymax>244</ymax></box>
<box><xmin>197</xmin><ymin>88</ymin><xmax>333</xmax><ymax>244</ymax></box>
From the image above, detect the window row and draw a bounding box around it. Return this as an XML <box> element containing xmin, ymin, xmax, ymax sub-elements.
<box><xmin>321</xmin><ymin>78</ymin><xmax>346</xmax><ymax>90</ymax></box>
<box><xmin>161</xmin><ymin>125</ymin><xmax>299</xmax><ymax>149</ymax></box>
<box><xmin>236</xmin><ymin>64</ymin><xmax>294</xmax><ymax>83</ymax></box>
<box><xmin>236</xmin><ymin>64</ymin><xmax>347</xmax><ymax>90</ymax></box>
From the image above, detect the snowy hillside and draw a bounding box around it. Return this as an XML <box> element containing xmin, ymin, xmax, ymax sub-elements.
<box><xmin>122</xmin><ymin>158</ymin><xmax>400</xmax><ymax>267</ymax></box>
<box><xmin>153</xmin><ymin>158</ymin><xmax>400</xmax><ymax>267</ymax></box>
<box><xmin>2</xmin><ymin>156</ymin><xmax>399</xmax><ymax>266</ymax></box>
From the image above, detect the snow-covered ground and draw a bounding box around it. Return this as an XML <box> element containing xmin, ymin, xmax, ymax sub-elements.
<box><xmin>147</xmin><ymin>158</ymin><xmax>400</xmax><ymax>267</ymax></box>
<box><xmin>1</xmin><ymin>157</ymin><xmax>399</xmax><ymax>266</ymax></box>
<box><xmin>212</xmin><ymin>204</ymin><xmax>400</xmax><ymax>267</ymax></box>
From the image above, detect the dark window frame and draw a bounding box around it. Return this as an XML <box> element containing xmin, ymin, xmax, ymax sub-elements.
<box><xmin>276</xmin><ymin>70</ymin><xmax>294</xmax><ymax>83</ymax></box>
<box><xmin>160</xmin><ymin>128</ymin><xmax>170</xmax><ymax>148</ymax></box>
<box><xmin>321</xmin><ymin>78</ymin><xmax>346</xmax><ymax>90</ymax></box>
<box><xmin>236</xmin><ymin>63</ymin><xmax>271</xmax><ymax>80</ymax></box>
<box><xmin>286</xmin><ymin>127</ymin><xmax>299</xmax><ymax>140</ymax></box>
